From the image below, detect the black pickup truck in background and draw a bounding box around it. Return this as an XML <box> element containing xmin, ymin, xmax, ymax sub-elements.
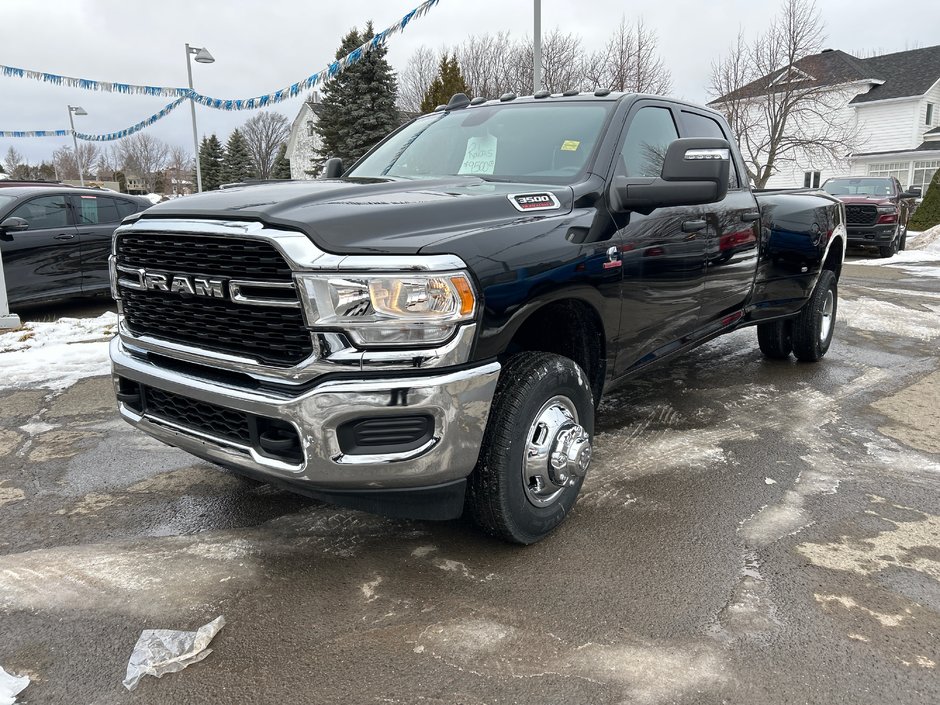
<box><xmin>109</xmin><ymin>91</ymin><xmax>845</xmax><ymax>544</ymax></box>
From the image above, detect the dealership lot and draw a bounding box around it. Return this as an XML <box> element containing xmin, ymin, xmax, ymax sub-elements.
<box><xmin>0</xmin><ymin>252</ymin><xmax>938</xmax><ymax>704</ymax></box>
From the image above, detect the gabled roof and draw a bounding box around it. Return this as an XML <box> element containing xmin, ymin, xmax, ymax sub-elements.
<box><xmin>850</xmin><ymin>46</ymin><xmax>940</xmax><ymax>104</ymax></box>
<box><xmin>709</xmin><ymin>44</ymin><xmax>940</xmax><ymax>106</ymax></box>
<box><xmin>709</xmin><ymin>49</ymin><xmax>876</xmax><ymax>104</ymax></box>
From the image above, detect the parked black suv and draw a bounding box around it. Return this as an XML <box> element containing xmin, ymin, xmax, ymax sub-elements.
<box><xmin>0</xmin><ymin>187</ymin><xmax>151</xmax><ymax>307</ymax></box>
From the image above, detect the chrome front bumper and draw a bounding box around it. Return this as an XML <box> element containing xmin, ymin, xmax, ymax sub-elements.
<box><xmin>111</xmin><ymin>337</ymin><xmax>500</xmax><ymax>491</ymax></box>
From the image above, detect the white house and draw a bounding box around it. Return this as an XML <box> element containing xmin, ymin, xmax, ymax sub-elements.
<box><xmin>710</xmin><ymin>45</ymin><xmax>940</xmax><ymax>191</ymax></box>
<box><xmin>285</xmin><ymin>93</ymin><xmax>324</xmax><ymax>180</ymax></box>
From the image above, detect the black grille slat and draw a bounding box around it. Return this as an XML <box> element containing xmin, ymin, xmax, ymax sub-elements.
<box><xmin>115</xmin><ymin>233</ymin><xmax>312</xmax><ymax>367</ymax></box>
<box><xmin>120</xmin><ymin>290</ymin><xmax>312</xmax><ymax>366</ymax></box>
<box><xmin>145</xmin><ymin>387</ymin><xmax>250</xmax><ymax>444</ymax></box>
<box><xmin>845</xmin><ymin>204</ymin><xmax>878</xmax><ymax>226</ymax></box>
<box><xmin>116</xmin><ymin>233</ymin><xmax>292</xmax><ymax>281</ymax></box>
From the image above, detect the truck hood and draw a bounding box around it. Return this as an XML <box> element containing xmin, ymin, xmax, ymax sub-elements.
<box><xmin>830</xmin><ymin>195</ymin><xmax>895</xmax><ymax>206</ymax></box>
<box><xmin>136</xmin><ymin>177</ymin><xmax>574</xmax><ymax>255</ymax></box>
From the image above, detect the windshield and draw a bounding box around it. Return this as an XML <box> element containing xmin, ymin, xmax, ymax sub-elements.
<box><xmin>823</xmin><ymin>178</ymin><xmax>895</xmax><ymax>197</ymax></box>
<box><xmin>0</xmin><ymin>195</ymin><xmax>15</xmax><ymax>211</ymax></box>
<box><xmin>349</xmin><ymin>102</ymin><xmax>613</xmax><ymax>184</ymax></box>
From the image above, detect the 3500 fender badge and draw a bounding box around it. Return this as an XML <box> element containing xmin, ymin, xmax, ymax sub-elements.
<box><xmin>508</xmin><ymin>192</ymin><xmax>561</xmax><ymax>212</ymax></box>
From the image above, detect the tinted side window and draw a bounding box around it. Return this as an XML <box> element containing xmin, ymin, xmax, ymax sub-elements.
<box><xmin>620</xmin><ymin>106</ymin><xmax>679</xmax><ymax>178</ymax></box>
<box><xmin>9</xmin><ymin>195</ymin><xmax>69</xmax><ymax>229</ymax></box>
<box><xmin>75</xmin><ymin>195</ymin><xmax>121</xmax><ymax>225</ymax></box>
<box><xmin>681</xmin><ymin>111</ymin><xmax>739</xmax><ymax>189</ymax></box>
<box><xmin>96</xmin><ymin>197</ymin><xmax>121</xmax><ymax>224</ymax></box>
<box><xmin>115</xmin><ymin>199</ymin><xmax>139</xmax><ymax>219</ymax></box>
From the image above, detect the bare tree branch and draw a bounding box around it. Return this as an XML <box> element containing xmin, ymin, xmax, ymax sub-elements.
<box><xmin>398</xmin><ymin>45</ymin><xmax>442</xmax><ymax>112</ymax></box>
<box><xmin>241</xmin><ymin>111</ymin><xmax>291</xmax><ymax>179</ymax></box>
<box><xmin>585</xmin><ymin>17</ymin><xmax>672</xmax><ymax>94</ymax></box>
<box><xmin>708</xmin><ymin>0</ymin><xmax>858</xmax><ymax>187</ymax></box>
<box><xmin>117</xmin><ymin>133</ymin><xmax>170</xmax><ymax>193</ymax></box>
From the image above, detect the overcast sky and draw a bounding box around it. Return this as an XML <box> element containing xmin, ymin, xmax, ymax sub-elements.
<box><xmin>1</xmin><ymin>0</ymin><xmax>937</xmax><ymax>165</ymax></box>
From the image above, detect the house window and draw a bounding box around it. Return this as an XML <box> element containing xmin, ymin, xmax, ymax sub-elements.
<box><xmin>927</xmin><ymin>103</ymin><xmax>934</xmax><ymax>126</ymax></box>
<box><xmin>803</xmin><ymin>171</ymin><xmax>820</xmax><ymax>188</ymax></box>
<box><xmin>912</xmin><ymin>159</ymin><xmax>939</xmax><ymax>193</ymax></box>
<box><xmin>868</xmin><ymin>162</ymin><xmax>908</xmax><ymax>183</ymax></box>
<box><xmin>306</xmin><ymin>120</ymin><xmax>315</xmax><ymax>137</ymax></box>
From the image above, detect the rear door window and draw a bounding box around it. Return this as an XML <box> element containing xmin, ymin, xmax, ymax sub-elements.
<box><xmin>75</xmin><ymin>195</ymin><xmax>122</xmax><ymax>225</ymax></box>
<box><xmin>680</xmin><ymin>110</ymin><xmax>740</xmax><ymax>189</ymax></box>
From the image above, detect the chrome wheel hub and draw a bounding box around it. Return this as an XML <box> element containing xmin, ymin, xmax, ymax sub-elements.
<box><xmin>522</xmin><ymin>396</ymin><xmax>592</xmax><ymax>507</ymax></box>
<box><xmin>820</xmin><ymin>289</ymin><xmax>834</xmax><ymax>343</ymax></box>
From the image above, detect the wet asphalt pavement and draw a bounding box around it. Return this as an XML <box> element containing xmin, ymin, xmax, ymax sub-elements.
<box><xmin>1</xmin><ymin>252</ymin><xmax>938</xmax><ymax>704</ymax></box>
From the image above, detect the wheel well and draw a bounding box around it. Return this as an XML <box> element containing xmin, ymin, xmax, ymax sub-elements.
<box><xmin>823</xmin><ymin>237</ymin><xmax>844</xmax><ymax>280</ymax></box>
<box><xmin>504</xmin><ymin>300</ymin><xmax>606</xmax><ymax>404</ymax></box>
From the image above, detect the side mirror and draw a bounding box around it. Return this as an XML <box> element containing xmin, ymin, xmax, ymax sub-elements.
<box><xmin>0</xmin><ymin>216</ymin><xmax>29</xmax><ymax>237</ymax></box>
<box><xmin>610</xmin><ymin>137</ymin><xmax>731</xmax><ymax>213</ymax></box>
<box><xmin>321</xmin><ymin>157</ymin><xmax>344</xmax><ymax>179</ymax></box>
<box><xmin>901</xmin><ymin>187</ymin><xmax>921</xmax><ymax>198</ymax></box>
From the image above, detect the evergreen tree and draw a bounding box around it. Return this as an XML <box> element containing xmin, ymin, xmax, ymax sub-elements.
<box><xmin>420</xmin><ymin>54</ymin><xmax>471</xmax><ymax>113</ymax></box>
<box><xmin>908</xmin><ymin>169</ymin><xmax>940</xmax><ymax>231</ymax></box>
<box><xmin>312</xmin><ymin>22</ymin><xmax>400</xmax><ymax>174</ymax></box>
<box><xmin>199</xmin><ymin>134</ymin><xmax>224</xmax><ymax>191</ymax></box>
<box><xmin>221</xmin><ymin>129</ymin><xmax>254</xmax><ymax>184</ymax></box>
<box><xmin>272</xmin><ymin>142</ymin><xmax>292</xmax><ymax>179</ymax></box>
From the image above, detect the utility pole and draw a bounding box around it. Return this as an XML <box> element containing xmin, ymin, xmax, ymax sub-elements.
<box><xmin>67</xmin><ymin>105</ymin><xmax>88</xmax><ymax>186</ymax></box>
<box><xmin>533</xmin><ymin>0</ymin><xmax>542</xmax><ymax>92</ymax></box>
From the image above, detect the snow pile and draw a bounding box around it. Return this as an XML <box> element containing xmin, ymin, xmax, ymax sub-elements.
<box><xmin>0</xmin><ymin>312</ymin><xmax>117</xmax><ymax>390</ymax></box>
<box><xmin>849</xmin><ymin>225</ymin><xmax>940</xmax><ymax>277</ymax></box>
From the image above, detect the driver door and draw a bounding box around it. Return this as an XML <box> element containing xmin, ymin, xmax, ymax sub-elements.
<box><xmin>1</xmin><ymin>194</ymin><xmax>81</xmax><ymax>305</ymax></box>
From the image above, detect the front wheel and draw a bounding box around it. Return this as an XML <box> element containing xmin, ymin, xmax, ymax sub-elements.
<box><xmin>791</xmin><ymin>269</ymin><xmax>838</xmax><ymax>362</ymax></box>
<box><xmin>466</xmin><ymin>352</ymin><xmax>594</xmax><ymax>544</ymax></box>
<box><xmin>879</xmin><ymin>231</ymin><xmax>899</xmax><ymax>258</ymax></box>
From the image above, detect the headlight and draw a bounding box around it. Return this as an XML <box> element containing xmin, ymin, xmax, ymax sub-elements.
<box><xmin>876</xmin><ymin>205</ymin><xmax>897</xmax><ymax>213</ymax></box>
<box><xmin>296</xmin><ymin>272</ymin><xmax>476</xmax><ymax>346</ymax></box>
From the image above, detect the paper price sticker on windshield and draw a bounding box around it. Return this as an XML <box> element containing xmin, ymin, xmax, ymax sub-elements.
<box><xmin>560</xmin><ymin>140</ymin><xmax>580</xmax><ymax>151</ymax></box>
<box><xmin>458</xmin><ymin>135</ymin><xmax>497</xmax><ymax>175</ymax></box>
<box><xmin>508</xmin><ymin>192</ymin><xmax>561</xmax><ymax>212</ymax></box>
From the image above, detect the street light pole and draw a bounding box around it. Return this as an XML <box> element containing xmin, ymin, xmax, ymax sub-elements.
<box><xmin>533</xmin><ymin>0</ymin><xmax>542</xmax><ymax>93</ymax></box>
<box><xmin>67</xmin><ymin>105</ymin><xmax>87</xmax><ymax>186</ymax></box>
<box><xmin>185</xmin><ymin>43</ymin><xmax>215</xmax><ymax>193</ymax></box>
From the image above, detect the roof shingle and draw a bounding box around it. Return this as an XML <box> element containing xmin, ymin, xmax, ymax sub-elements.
<box><xmin>709</xmin><ymin>44</ymin><xmax>940</xmax><ymax>106</ymax></box>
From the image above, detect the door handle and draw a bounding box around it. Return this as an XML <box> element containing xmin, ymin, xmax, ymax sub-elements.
<box><xmin>54</xmin><ymin>233</ymin><xmax>76</xmax><ymax>240</ymax></box>
<box><xmin>740</xmin><ymin>211</ymin><xmax>761</xmax><ymax>222</ymax></box>
<box><xmin>681</xmin><ymin>220</ymin><xmax>707</xmax><ymax>233</ymax></box>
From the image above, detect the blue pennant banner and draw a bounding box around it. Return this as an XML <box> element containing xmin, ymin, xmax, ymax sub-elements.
<box><xmin>0</xmin><ymin>0</ymin><xmax>441</xmax><ymax>141</ymax></box>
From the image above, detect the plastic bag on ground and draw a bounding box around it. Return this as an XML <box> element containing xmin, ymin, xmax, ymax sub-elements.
<box><xmin>0</xmin><ymin>666</ymin><xmax>29</xmax><ymax>705</ymax></box>
<box><xmin>123</xmin><ymin>616</ymin><xmax>225</xmax><ymax>691</ymax></box>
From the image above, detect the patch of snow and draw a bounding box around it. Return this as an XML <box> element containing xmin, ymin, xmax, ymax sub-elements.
<box><xmin>764</xmin><ymin>477</ymin><xmax>777</xmax><ymax>485</ymax></box>
<box><xmin>0</xmin><ymin>312</ymin><xmax>117</xmax><ymax>390</ymax></box>
<box><xmin>838</xmin><ymin>297</ymin><xmax>939</xmax><ymax>341</ymax></box>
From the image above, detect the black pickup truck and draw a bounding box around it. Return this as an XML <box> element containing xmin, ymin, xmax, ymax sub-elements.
<box><xmin>109</xmin><ymin>91</ymin><xmax>845</xmax><ymax>543</ymax></box>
